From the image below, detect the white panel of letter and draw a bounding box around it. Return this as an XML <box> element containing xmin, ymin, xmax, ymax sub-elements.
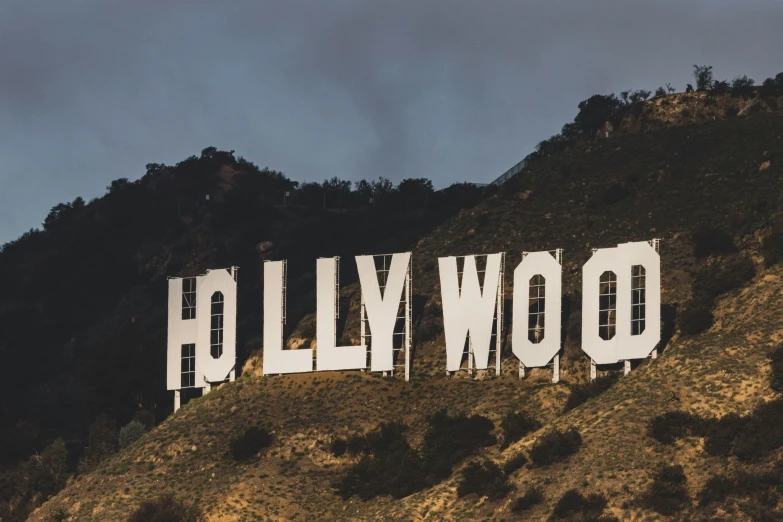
<box><xmin>262</xmin><ymin>261</ymin><xmax>313</xmax><ymax>374</ymax></box>
<box><xmin>438</xmin><ymin>253</ymin><xmax>503</xmax><ymax>372</ymax></box>
<box><xmin>316</xmin><ymin>257</ymin><xmax>366</xmax><ymax>371</ymax></box>
<box><xmin>582</xmin><ymin>241</ymin><xmax>660</xmax><ymax>365</ymax></box>
<box><xmin>512</xmin><ymin>251</ymin><xmax>562</xmax><ymax>368</ymax></box>
<box><xmin>356</xmin><ymin>252</ymin><xmax>411</xmax><ymax>372</ymax></box>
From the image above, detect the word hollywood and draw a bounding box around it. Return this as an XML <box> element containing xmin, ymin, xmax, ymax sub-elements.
<box><xmin>167</xmin><ymin>240</ymin><xmax>661</xmax><ymax>410</ymax></box>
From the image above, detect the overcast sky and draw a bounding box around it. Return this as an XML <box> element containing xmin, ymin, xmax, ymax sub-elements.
<box><xmin>0</xmin><ymin>0</ymin><xmax>781</xmax><ymax>244</ymax></box>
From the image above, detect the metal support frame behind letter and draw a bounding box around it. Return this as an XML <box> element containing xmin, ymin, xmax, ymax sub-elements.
<box><xmin>359</xmin><ymin>253</ymin><xmax>412</xmax><ymax>381</ymax></box>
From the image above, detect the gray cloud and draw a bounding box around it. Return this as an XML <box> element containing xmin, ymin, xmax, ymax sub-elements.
<box><xmin>0</xmin><ymin>0</ymin><xmax>781</xmax><ymax>243</ymax></box>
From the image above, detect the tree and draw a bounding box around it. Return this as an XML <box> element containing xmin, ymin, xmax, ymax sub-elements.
<box><xmin>761</xmin><ymin>77</ymin><xmax>779</xmax><ymax>96</ymax></box>
<box><xmin>693</xmin><ymin>65</ymin><xmax>714</xmax><ymax>91</ymax></box>
<box><xmin>397</xmin><ymin>178</ymin><xmax>434</xmax><ymax>208</ymax></box>
<box><xmin>573</xmin><ymin>94</ymin><xmax>622</xmax><ymax>137</ymax></box>
<box><xmin>620</xmin><ymin>91</ymin><xmax>630</xmax><ymax>104</ymax></box>
<box><xmin>78</xmin><ymin>414</ymin><xmax>118</xmax><ymax>473</ymax></box>
<box><xmin>731</xmin><ymin>75</ymin><xmax>755</xmax><ymax>96</ymax></box>
<box><xmin>711</xmin><ymin>80</ymin><xmax>730</xmax><ymax>94</ymax></box>
<box><xmin>655</xmin><ymin>87</ymin><xmax>667</xmax><ymax>97</ymax></box>
<box><xmin>666</xmin><ymin>83</ymin><xmax>676</xmax><ymax>93</ymax></box>
<box><xmin>354</xmin><ymin>179</ymin><xmax>373</xmax><ymax>203</ymax></box>
<box><xmin>322</xmin><ymin>177</ymin><xmax>353</xmax><ymax>208</ymax></box>
<box><xmin>629</xmin><ymin>89</ymin><xmax>652</xmax><ymax>104</ymax></box>
<box><xmin>43</xmin><ymin>203</ymin><xmax>73</xmax><ymax>231</ymax></box>
<box><xmin>107</xmin><ymin>178</ymin><xmax>131</xmax><ymax>193</ymax></box>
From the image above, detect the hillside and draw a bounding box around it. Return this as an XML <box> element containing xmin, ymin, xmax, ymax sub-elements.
<box><xmin>25</xmin><ymin>104</ymin><xmax>783</xmax><ymax>521</ymax></box>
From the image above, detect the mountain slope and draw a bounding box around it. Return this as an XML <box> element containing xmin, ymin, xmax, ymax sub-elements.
<box><xmin>28</xmin><ymin>109</ymin><xmax>783</xmax><ymax>521</ymax></box>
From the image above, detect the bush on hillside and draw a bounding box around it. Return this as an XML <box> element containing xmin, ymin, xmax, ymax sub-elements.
<box><xmin>330</xmin><ymin>438</ymin><xmax>347</xmax><ymax>457</ymax></box>
<box><xmin>638</xmin><ymin>465</ymin><xmax>689</xmax><ymax>516</ymax></box>
<box><xmin>762</xmin><ymin>227</ymin><xmax>783</xmax><ymax>267</ymax></box>
<box><xmin>229</xmin><ymin>426</ymin><xmax>273</xmax><ymax>461</ymax></box>
<box><xmin>500</xmin><ymin>411</ymin><xmax>540</xmax><ymax>448</ymax></box>
<box><xmin>692</xmin><ymin>254</ymin><xmax>756</xmax><ymax>302</ymax></box>
<box><xmin>551</xmin><ymin>489</ymin><xmax>613</xmax><ymax>521</ymax></box>
<box><xmin>421</xmin><ymin>410</ymin><xmax>496</xmax><ymax>481</ymax></box>
<box><xmin>127</xmin><ymin>494</ymin><xmax>205</xmax><ymax>522</ymax></box>
<box><xmin>337</xmin><ymin>412</ymin><xmax>496</xmax><ymax>500</ymax></box>
<box><xmin>529</xmin><ymin>428</ymin><xmax>582</xmax><ymax>467</ymax></box>
<box><xmin>119</xmin><ymin>420</ymin><xmax>146</xmax><ymax>449</ymax></box>
<box><xmin>511</xmin><ymin>487</ymin><xmax>543</xmax><ymax>512</ymax></box>
<box><xmin>647</xmin><ymin>411</ymin><xmax>704</xmax><ymax>445</ymax></box>
<box><xmin>563</xmin><ymin>374</ymin><xmax>619</xmax><ymax>413</ymax></box>
<box><xmin>503</xmin><ymin>452</ymin><xmax>528</xmax><ymax>475</ymax></box>
<box><xmin>336</xmin><ymin>423</ymin><xmax>428</xmax><ymax>500</ymax></box>
<box><xmin>692</xmin><ymin>227</ymin><xmax>736</xmax><ymax>257</ymax></box>
<box><xmin>456</xmin><ymin>460</ymin><xmax>511</xmax><ymax>500</ymax></box>
<box><xmin>677</xmin><ymin>300</ymin><xmax>714</xmax><ymax>335</ymax></box>
<box><xmin>698</xmin><ymin>474</ymin><xmax>735</xmax><ymax>506</ymax></box>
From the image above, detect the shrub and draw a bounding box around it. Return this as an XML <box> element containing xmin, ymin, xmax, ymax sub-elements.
<box><xmin>698</xmin><ymin>474</ymin><xmax>734</xmax><ymax>506</ymax></box>
<box><xmin>639</xmin><ymin>465</ymin><xmax>689</xmax><ymax>516</ymax></box>
<box><xmin>692</xmin><ymin>227</ymin><xmax>736</xmax><ymax>257</ymax></box>
<box><xmin>229</xmin><ymin>426</ymin><xmax>273</xmax><ymax>461</ymax></box>
<box><xmin>501</xmin><ymin>411</ymin><xmax>540</xmax><ymax>448</ymax></box>
<box><xmin>336</xmin><ymin>423</ymin><xmax>428</xmax><ymax>500</ymax></box>
<box><xmin>330</xmin><ymin>438</ymin><xmax>347</xmax><ymax>457</ymax></box>
<box><xmin>762</xmin><ymin>228</ymin><xmax>783</xmax><ymax>268</ymax></box>
<box><xmin>511</xmin><ymin>487</ymin><xmax>543</xmax><ymax>512</ymax></box>
<box><xmin>119</xmin><ymin>420</ymin><xmax>146</xmax><ymax>449</ymax></box>
<box><xmin>529</xmin><ymin>428</ymin><xmax>582</xmax><ymax>467</ymax></box>
<box><xmin>127</xmin><ymin>494</ymin><xmax>205</xmax><ymax>522</ymax></box>
<box><xmin>692</xmin><ymin>254</ymin><xmax>756</xmax><ymax>302</ymax></box>
<box><xmin>731</xmin><ymin>400</ymin><xmax>783</xmax><ymax>462</ymax></box>
<box><xmin>563</xmin><ymin>374</ymin><xmax>619</xmax><ymax>413</ymax></box>
<box><xmin>421</xmin><ymin>410</ymin><xmax>496</xmax><ymax>480</ymax></box>
<box><xmin>338</xmin><ymin>412</ymin><xmax>496</xmax><ymax>500</ymax></box>
<box><xmin>551</xmin><ymin>489</ymin><xmax>611</xmax><ymax>520</ymax></box>
<box><xmin>502</xmin><ymin>452</ymin><xmax>528</xmax><ymax>475</ymax></box>
<box><xmin>703</xmin><ymin>413</ymin><xmax>744</xmax><ymax>457</ymax></box>
<box><xmin>457</xmin><ymin>460</ymin><xmax>511</xmax><ymax>500</ymax></box>
<box><xmin>345</xmin><ymin>434</ymin><xmax>366</xmax><ymax>455</ymax></box>
<box><xmin>677</xmin><ymin>300</ymin><xmax>713</xmax><ymax>335</ymax></box>
<box><xmin>647</xmin><ymin>411</ymin><xmax>704</xmax><ymax>445</ymax></box>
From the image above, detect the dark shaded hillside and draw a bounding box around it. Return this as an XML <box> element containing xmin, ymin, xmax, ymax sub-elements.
<box><xmin>0</xmin><ymin>149</ymin><xmax>490</xmax><ymax>473</ymax></box>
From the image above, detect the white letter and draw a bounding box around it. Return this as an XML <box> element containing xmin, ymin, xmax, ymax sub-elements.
<box><xmin>512</xmin><ymin>251</ymin><xmax>562</xmax><ymax>368</ymax></box>
<box><xmin>582</xmin><ymin>241</ymin><xmax>660</xmax><ymax>364</ymax></box>
<box><xmin>438</xmin><ymin>253</ymin><xmax>503</xmax><ymax>372</ymax></box>
<box><xmin>262</xmin><ymin>260</ymin><xmax>313</xmax><ymax>374</ymax></box>
<box><xmin>316</xmin><ymin>257</ymin><xmax>366</xmax><ymax>371</ymax></box>
<box><xmin>167</xmin><ymin>268</ymin><xmax>237</xmax><ymax>390</ymax></box>
<box><xmin>356</xmin><ymin>252</ymin><xmax>411</xmax><ymax>372</ymax></box>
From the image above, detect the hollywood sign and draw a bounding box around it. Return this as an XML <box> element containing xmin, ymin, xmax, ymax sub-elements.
<box><xmin>167</xmin><ymin>240</ymin><xmax>660</xmax><ymax>410</ymax></box>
